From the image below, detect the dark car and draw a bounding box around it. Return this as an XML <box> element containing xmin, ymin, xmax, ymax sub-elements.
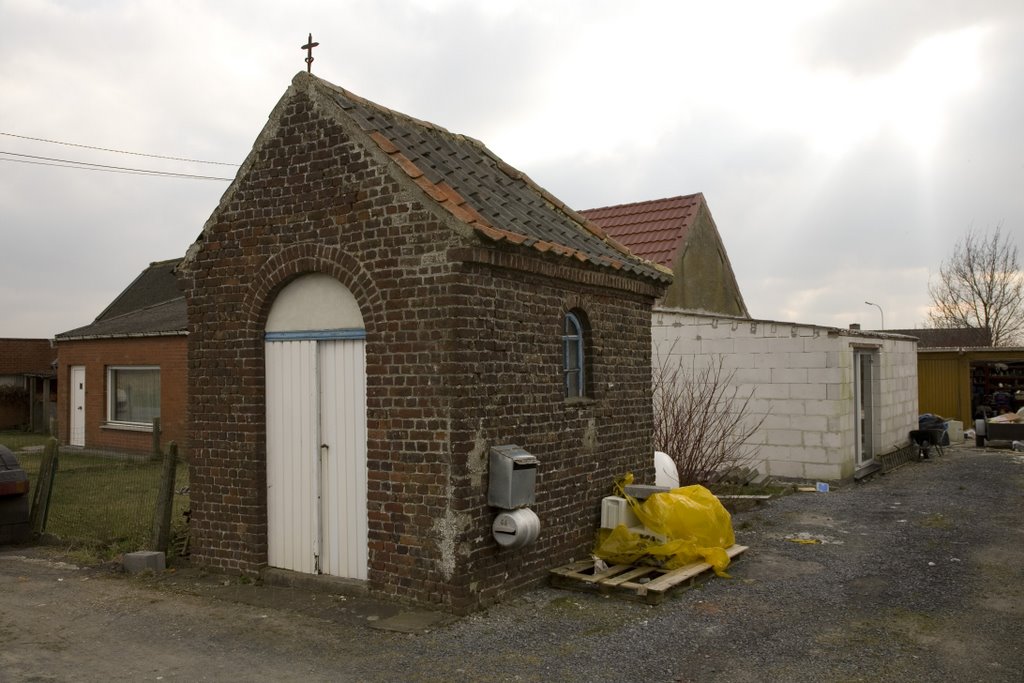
<box><xmin>0</xmin><ymin>444</ymin><xmax>31</xmax><ymax>544</ymax></box>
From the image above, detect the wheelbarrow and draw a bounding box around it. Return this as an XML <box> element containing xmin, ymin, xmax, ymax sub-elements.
<box><xmin>909</xmin><ymin>429</ymin><xmax>946</xmax><ymax>460</ymax></box>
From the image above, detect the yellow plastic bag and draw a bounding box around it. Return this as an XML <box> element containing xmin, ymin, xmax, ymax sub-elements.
<box><xmin>593</xmin><ymin>473</ymin><xmax>736</xmax><ymax>576</ymax></box>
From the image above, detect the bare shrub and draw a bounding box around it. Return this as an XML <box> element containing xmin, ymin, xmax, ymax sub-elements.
<box><xmin>652</xmin><ymin>350</ymin><xmax>766</xmax><ymax>485</ymax></box>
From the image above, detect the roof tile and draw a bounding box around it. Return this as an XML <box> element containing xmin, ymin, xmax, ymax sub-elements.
<box><xmin>56</xmin><ymin>298</ymin><xmax>187</xmax><ymax>339</ymax></box>
<box><xmin>413</xmin><ymin>175</ymin><xmax>448</xmax><ymax>202</ymax></box>
<box><xmin>580</xmin><ymin>194</ymin><xmax>703</xmax><ymax>269</ymax></box>
<box><xmin>57</xmin><ymin>259</ymin><xmax>187</xmax><ymax>339</ymax></box>
<box><xmin>391</xmin><ymin>152</ymin><xmax>424</xmax><ymax>180</ymax></box>
<box><xmin>368</xmin><ymin>131</ymin><xmax>399</xmax><ymax>154</ymax></box>
<box><xmin>310</xmin><ymin>75</ymin><xmax>668</xmax><ymax>283</ymax></box>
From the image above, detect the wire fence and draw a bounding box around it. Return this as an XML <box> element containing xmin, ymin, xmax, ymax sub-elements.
<box><xmin>3</xmin><ymin>432</ymin><xmax>190</xmax><ymax>558</ymax></box>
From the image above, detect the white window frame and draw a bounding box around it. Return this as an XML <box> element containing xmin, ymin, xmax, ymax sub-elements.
<box><xmin>105</xmin><ymin>365</ymin><xmax>161</xmax><ymax>430</ymax></box>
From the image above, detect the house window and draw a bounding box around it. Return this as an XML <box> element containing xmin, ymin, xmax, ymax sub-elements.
<box><xmin>107</xmin><ymin>366</ymin><xmax>160</xmax><ymax>426</ymax></box>
<box><xmin>563</xmin><ymin>311</ymin><xmax>585</xmax><ymax>398</ymax></box>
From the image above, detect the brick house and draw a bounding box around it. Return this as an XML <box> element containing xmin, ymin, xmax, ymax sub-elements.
<box><xmin>586</xmin><ymin>196</ymin><xmax>919</xmax><ymax>481</ymax></box>
<box><xmin>177</xmin><ymin>72</ymin><xmax>670</xmax><ymax>613</ymax></box>
<box><xmin>0</xmin><ymin>338</ymin><xmax>56</xmax><ymax>431</ymax></box>
<box><xmin>54</xmin><ymin>259</ymin><xmax>187</xmax><ymax>454</ymax></box>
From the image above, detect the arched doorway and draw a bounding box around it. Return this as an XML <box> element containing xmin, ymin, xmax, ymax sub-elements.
<box><xmin>264</xmin><ymin>273</ymin><xmax>367</xmax><ymax>579</ymax></box>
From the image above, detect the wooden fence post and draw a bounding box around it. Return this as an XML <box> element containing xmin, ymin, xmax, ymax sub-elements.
<box><xmin>150</xmin><ymin>441</ymin><xmax>177</xmax><ymax>553</ymax></box>
<box><xmin>29</xmin><ymin>438</ymin><xmax>59</xmax><ymax>536</ymax></box>
<box><xmin>151</xmin><ymin>417</ymin><xmax>162</xmax><ymax>460</ymax></box>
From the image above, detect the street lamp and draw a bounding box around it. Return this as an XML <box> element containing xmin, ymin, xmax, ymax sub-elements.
<box><xmin>864</xmin><ymin>301</ymin><xmax>884</xmax><ymax>330</ymax></box>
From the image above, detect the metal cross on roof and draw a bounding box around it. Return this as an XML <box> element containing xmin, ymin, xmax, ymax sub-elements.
<box><xmin>302</xmin><ymin>33</ymin><xmax>319</xmax><ymax>74</ymax></box>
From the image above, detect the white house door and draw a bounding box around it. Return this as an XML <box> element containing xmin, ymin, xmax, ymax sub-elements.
<box><xmin>265</xmin><ymin>337</ymin><xmax>368</xmax><ymax>578</ymax></box>
<box><xmin>264</xmin><ymin>273</ymin><xmax>367</xmax><ymax>579</ymax></box>
<box><xmin>69</xmin><ymin>366</ymin><xmax>85</xmax><ymax>447</ymax></box>
<box><xmin>853</xmin><ymin>350</ymin><xmax>876</xmax><ymax>467</ymax></box>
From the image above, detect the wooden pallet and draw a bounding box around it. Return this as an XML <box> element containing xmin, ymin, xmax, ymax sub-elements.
<box><xmin>549</xmin><ymin>544</ymin><xmax>748</xmax><ymax>605</ymax></box>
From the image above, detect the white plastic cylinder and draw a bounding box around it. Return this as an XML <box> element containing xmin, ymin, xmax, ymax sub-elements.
<box><xmin>492</xmin><ymin>508</ymin><xmax>541</xmax><ymax>549</ymax></box>
<box><xmin>654</xmin><ymin>451</ymin><xmax>679</xmax><ymax>488</ymax></box>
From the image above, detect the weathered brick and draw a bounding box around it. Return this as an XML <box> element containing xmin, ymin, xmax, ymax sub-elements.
<box><xmin>178</xmin><ymin>83</ymin><xmax>662</xmax><ymax>614</ymax></box>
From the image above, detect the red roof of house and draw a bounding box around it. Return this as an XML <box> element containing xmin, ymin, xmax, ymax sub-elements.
<box><xmin>579</xmin><ymin>194</ymin><xmax>703</xmax><ymax>269</ymax></box>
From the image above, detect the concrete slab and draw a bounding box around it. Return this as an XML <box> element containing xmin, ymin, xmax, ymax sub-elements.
<box><xmin>123</xmin><ymin>551</ymin><xmax>165</xmax><ymax>574</ymax></box>
<box><xmin>261</xmin><ymin>567</ymin><xmax>368</xmax><ymax>598</ymax></box>
<box><xmin>368</xmin><ymin>610</ymin><xmax>451</xmax><ymax>634</ymax></box>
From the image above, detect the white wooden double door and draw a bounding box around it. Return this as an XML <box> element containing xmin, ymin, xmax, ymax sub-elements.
<box><xmin>265</xmin><ymin>338</ymin><xmax>368</xmax><ymax>579</ymax></box>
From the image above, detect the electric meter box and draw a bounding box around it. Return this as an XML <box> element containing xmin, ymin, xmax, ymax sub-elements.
<box><xmin>492</xmin><ymin>508</ymin><xmax>541</xmax><ymax>549</ymax></box>
<box><xmin>488</xmin><ymin>444</ymin><xmax>538</xmax><ymax>509</ymax></box>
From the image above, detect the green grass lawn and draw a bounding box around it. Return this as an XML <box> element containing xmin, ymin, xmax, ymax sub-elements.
<box><xmin>1</xmin><ymin>431</ymin><xmax>190</xmax><ymax>562</ymax></box>
<box><xmin>0</xmin><ymin>430</ymin><xmax>51</xmax><ymax>453</ymax></box>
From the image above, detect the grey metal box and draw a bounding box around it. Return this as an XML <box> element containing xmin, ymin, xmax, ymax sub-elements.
<box><xmin>986</xmin><ymin>421</ymin><xmax>1024</xmax><ymax>441</ymax></box>
<box><xmin>488</xmin><ymin>444</ymin><xmax>538</xmax><ymax>509</ymax></box>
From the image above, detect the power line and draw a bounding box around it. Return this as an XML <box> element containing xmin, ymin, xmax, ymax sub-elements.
<box><xmin>0</xmin><ymin>131</ymin><xmax>239</xmax><ymax>166</ymax></box>
<box><xmin>0</xmin><ymin>156</ymin><xmax>217</xmax><ymax>179</ymax></box>
<box><xmin>0</xmin><ymin>151</ymin><xmax>234</xmax><ymax>181</ymax></box>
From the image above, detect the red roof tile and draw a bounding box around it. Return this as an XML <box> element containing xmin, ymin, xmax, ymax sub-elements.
<box><xmin>579</xmin><ymin>194</ymin><xmax>703</xmax><ymax>269</ymax></box>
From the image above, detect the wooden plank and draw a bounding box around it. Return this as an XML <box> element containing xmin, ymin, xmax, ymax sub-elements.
<box><xmin>643</xmin><ymin>545</ymin><xmax>748</xmax><ymax>592</ymax></box>
<box><xmin>549</xmin><ymin>560</ymin><xmax>593</xmax><ymax>577</ymax></box>
<box><xmin>640</xmin><ymin>569</ymin><xmax>696</xmax><ymax>593</ymax></box>
<box><xmin>549</xmin><ymin>561</ymin><xmax>634</xmax><ymax>584</ymax></box>
<box><xmin>600</xmin><ymin>565</ymin><xmax>659</xmax><ymax>587</ymax></box>
<box><xmin>548</xmin><ymin>545</ymin><xmax>749</xmax><ymax>604</ymax></box>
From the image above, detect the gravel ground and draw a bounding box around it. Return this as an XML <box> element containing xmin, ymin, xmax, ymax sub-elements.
<box><xmin>2</xmin><ymin>443</ymin><xmax>1022</xmax><ymax>682</ymax></box>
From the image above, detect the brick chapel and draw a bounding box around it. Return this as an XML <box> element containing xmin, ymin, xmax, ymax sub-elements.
<box><xmin>178</xmin><ymin>72</ymin><xmax>670</xmax><ymax>613</ymax></box>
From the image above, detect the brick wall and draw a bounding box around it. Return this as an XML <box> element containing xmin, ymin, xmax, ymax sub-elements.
<box><xmin>0</xmin><ymin>338</ymin><xmax>55</xmax><ymax>375</ymax></box>
<box><xmin>448</xmin><ymin>258</ymin><xmax>656</xmax><ymax>610</ymax></box>
<box><xmin>0</xmin><ymin>401</ymin><xmax>27</xmax><ymax>430</ymax></box>
<box><xmin>0</xmin><ymin>339</ymin><xmax>55</xmax><ymax>430</ymax></box>
<box><xmin>180</xmin><ymin>84</ymin><xmax>660</xmax><ymax>612</ymax></box>
<box><xmin>653</xmin><ymin>309</ymin><xmax>918</xmax><ymax>481</ymax></box>
<box><xmin>55</xmin><ymin>336</ymin><xmax>188</xmax><ymax>454</ymax></box>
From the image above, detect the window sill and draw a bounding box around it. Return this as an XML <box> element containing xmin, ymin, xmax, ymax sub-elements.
<box><xmin>101</xmin><ymin>422</ymin><xmax>154</xmax><ymax>433</ymax></box>
<box><xmin>564</xmin><ymin>396</ymin><xmax>596</xmax><ymax>406</ymax></box>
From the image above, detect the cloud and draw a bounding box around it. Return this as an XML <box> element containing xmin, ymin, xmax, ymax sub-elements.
<box><xmin>1</xmin><ymin>0</ymin><xmax>1023</xmax><ymax>337</ymax></box>
<box><xmin>797</xmin><ymin>0</ymin><xmax>1024</xmax><ymax>74</ymax></box>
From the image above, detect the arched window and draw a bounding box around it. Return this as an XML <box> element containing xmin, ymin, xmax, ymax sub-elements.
<box><xmin>563</xmin><ymin>311</ymin><xmax>585</xmax><ymax>398</ymax></box>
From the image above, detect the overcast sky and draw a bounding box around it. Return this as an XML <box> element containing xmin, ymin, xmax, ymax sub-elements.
<box><xmin>2</xmin><ymin>0</ymin><xmax>1022</xmax><ymax>338</ymax></box>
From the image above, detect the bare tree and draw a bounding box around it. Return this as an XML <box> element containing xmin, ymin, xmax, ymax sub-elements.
<box><xmin>927</xmin><ymin>226</ymin><xmax>1024</xmax><ymax>346</ymax></box>
<box><xmin>652</xmin><ymin>350</ymin><xmax>766</xmax><ymax>485</ymax></box>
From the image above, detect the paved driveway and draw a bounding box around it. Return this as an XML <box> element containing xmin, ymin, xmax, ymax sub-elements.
<box><xmin>2</xmin><ymin>444</ymin><xmax>1022</xmax><ymax>682</ymax></box>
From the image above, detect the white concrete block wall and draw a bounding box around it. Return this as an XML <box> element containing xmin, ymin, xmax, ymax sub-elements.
<box><xmin>701</xmin><ymin>339</ymin><xmax>736</xmax><ymax>355</ymax></box>
<box><xmin>652</xmin><ymin>309</ymin><xmax>919</xmax><ymax>482</ymax></box>
<box><xmin>877</xmin><ymin>337</ymin><xmax>919</xmax><ymax>452</ymax></box>
<box><xmin>790</xmin><ymin>384</ymin><xmax>826</xmax><ymax>400</ymax></box>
